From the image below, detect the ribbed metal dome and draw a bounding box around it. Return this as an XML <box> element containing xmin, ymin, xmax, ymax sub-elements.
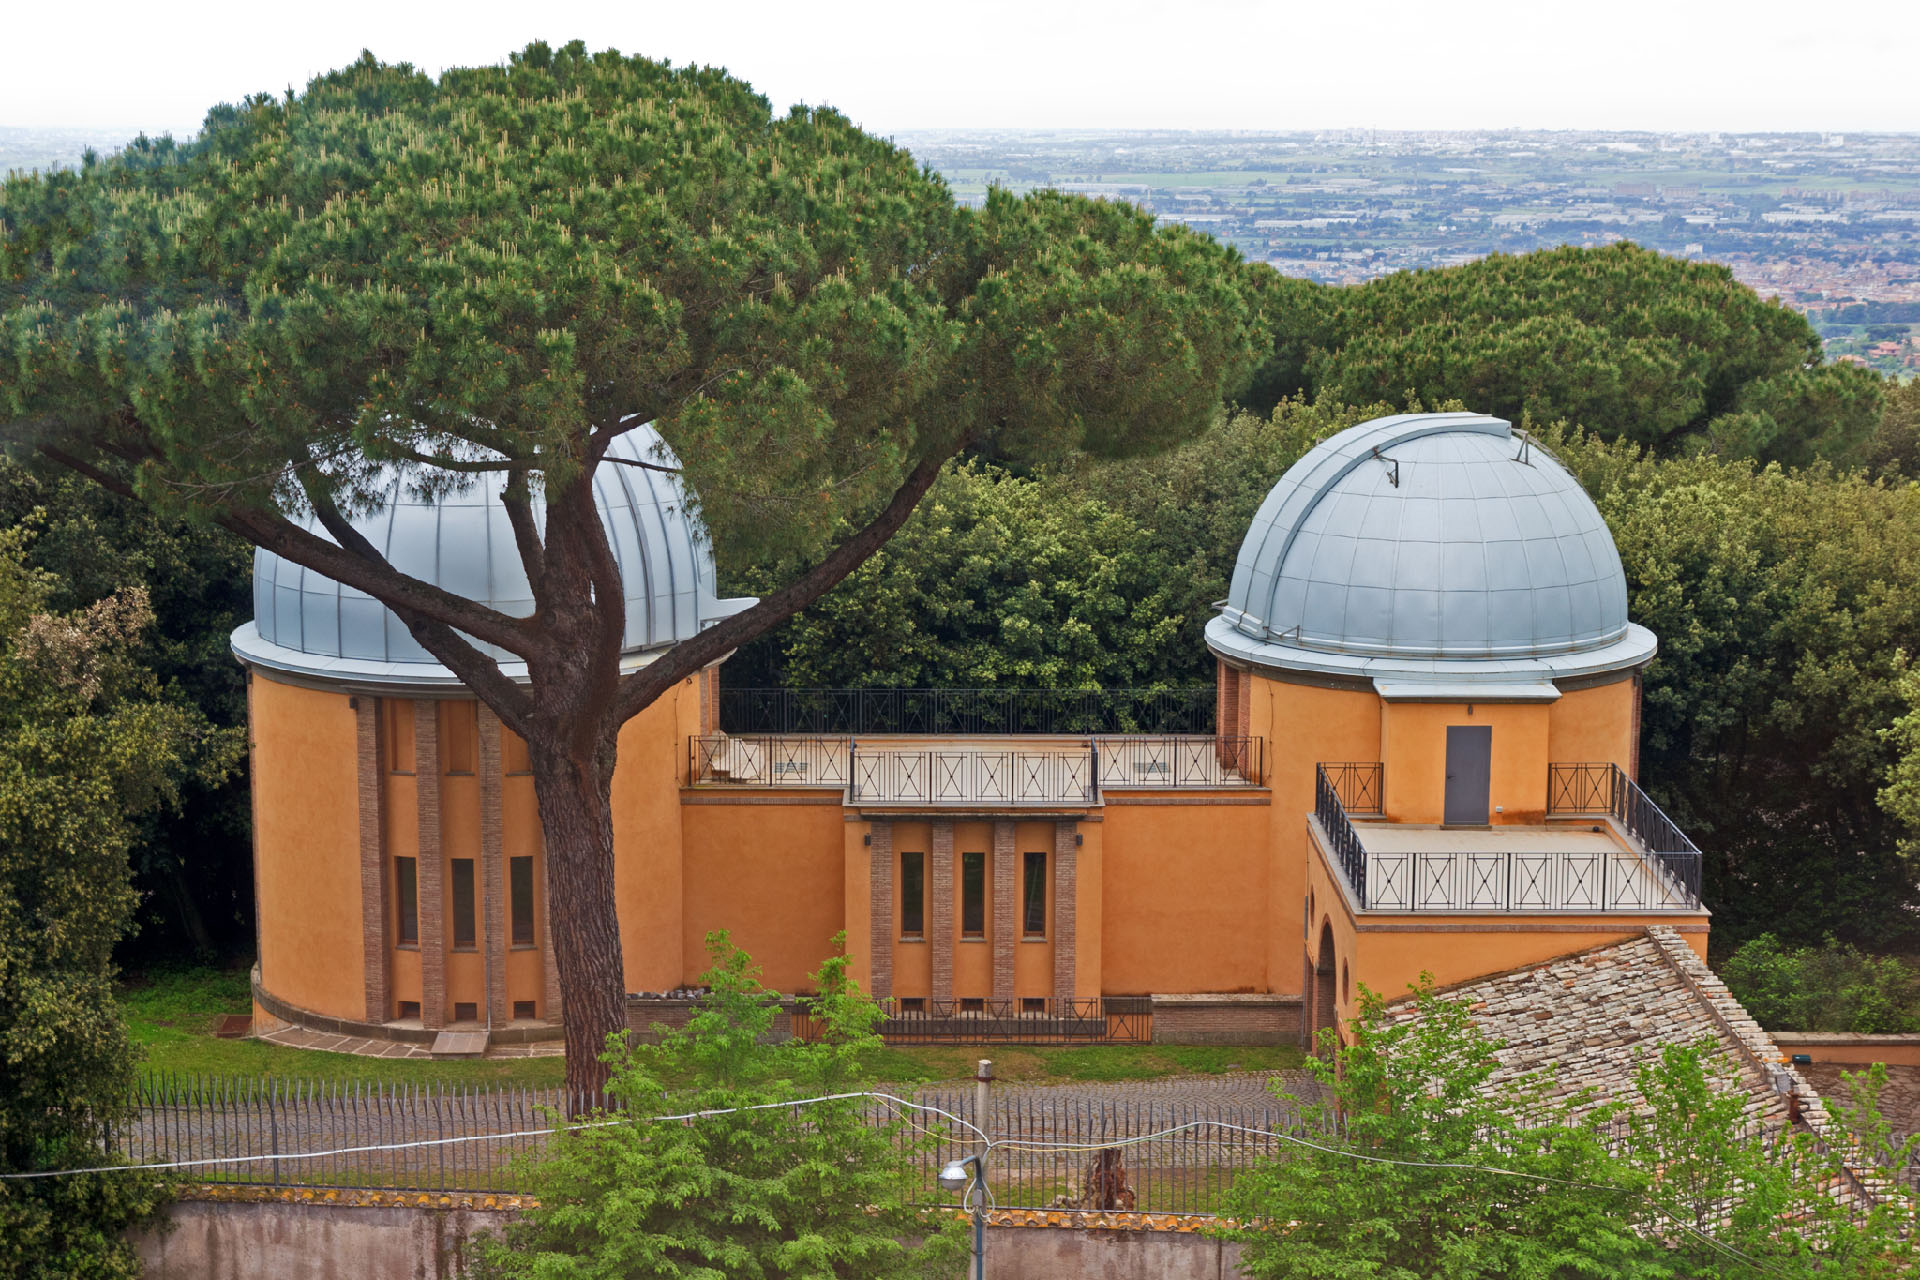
<box><xmin>232</xmin><ymin>426</ymin><xmax>754</xmax><ymax>685</ymax></box>
<box><xmin>1208</xmin><ymin>412</ymin><xmax>1654</xmax><ymax>689</ymax></box>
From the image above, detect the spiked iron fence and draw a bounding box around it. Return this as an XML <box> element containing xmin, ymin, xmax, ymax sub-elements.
<box><xmin>121</xmin><ymin>1072</ymin><xmax>1298</xmax><ymax>1210</ymax></box>
<box><xmin>114</xmin><ymin>1073</ymin><xmax>1920</xmax><ymax>1213</ymax></box>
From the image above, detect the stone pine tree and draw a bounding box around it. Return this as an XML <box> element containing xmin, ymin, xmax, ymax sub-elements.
<box><xmin>0</xmin><ymin>42</ymin><xmax>1264</xmax><ymax>1093</ymax></box>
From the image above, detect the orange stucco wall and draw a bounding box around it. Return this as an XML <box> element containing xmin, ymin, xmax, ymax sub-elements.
<box><xmin>250</xmin><ymin>674</ymin><xmax>365</xmax><ymax>1020</ymax></box>
<box><xmin>1383</xmin><ymin>701</ymin><xmax>1551</xmax><ymax>825</ymax></box>
<box><xmin>1547</xmin><ymin>679</ymin><xmax>1636</xmax><ymax>773</ymax></box>
<box><xmin>680</xmin><ymin>795</ymin><xmax>846</xmax><ymax>992</ymax></box>
<box><xmin>1252</xmin><ymin>674</ymin><xmax>1379</xmax><ymax>998</ymax></box>
<box><xmin>1099</xmin><ymin>796</ymin><xmax>1273</xmax><ymax>994</ymax></box>
<box><xmin>609</xmin><ymin>684</ymin><xmax>694</xmax><ymax>994</ymax></box>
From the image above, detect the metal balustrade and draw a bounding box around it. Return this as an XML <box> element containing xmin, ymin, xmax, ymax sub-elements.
<box><xmin>1315</xmin><ymin>760</ymin><xmax>1704</xmax><ymax>913</ymax></box>
<box><xmin>689</xmin><ymin>734</ymin><xmax>1263</xmax><ymax>801</ymax></box>
<box><xmin>1314</xmin><ymin>764</ymin><xmax>1371</xmax><ymax>905</ymax></box>
<box><xmin>1362</xmin><ymin>847</ymin><xmax>1702</xmax><ymax>912</ymax></box>
<box><xmin>689</xmin><ymin>735</ymin><xmax>849</xmax><ymax>787</ymax></box>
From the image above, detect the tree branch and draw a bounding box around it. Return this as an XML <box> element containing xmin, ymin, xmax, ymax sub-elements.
<box><xmin>608</xmin><ymin>446</ymin><xmax>954</xmax><ymax>724</ymax></box>
<box><xmin>502</xmin><ymin>469</ymin><xmax>547</xmax><ymax>600</ymax></box>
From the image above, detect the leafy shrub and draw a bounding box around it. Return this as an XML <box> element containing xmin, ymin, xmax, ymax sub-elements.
<box><xmin>1719</xmin><ymin>934</ymin><xmax>1920</xmax><ymax>1032</ymax></box>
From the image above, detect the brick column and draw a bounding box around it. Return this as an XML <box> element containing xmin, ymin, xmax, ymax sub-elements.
<box><xmin>356</xmin><ymin>698</ymin><xmax>389</xmax><ymax>1023</ymax></box>
<box><xmin>540</xmin><ymin>837</ymin><xmax>563</xmax><ymax>1022</ymax></box>
<box><xmin>868</xmin><ymin>821</ymin><xmax>893</xmax><ymax>1000</ymax></box>
<box><xmin>414</xmin><ymin>701</ymin><xmax>446</xmax><ymax>1030</ymax></box>
<box><xmin>930</xmin><ymin>820</ymin><xmax>954</xmax><ymax>1004</ymax></box>
<box><xmin>992</xmin><ymin>821</ymin><xmax>1015</xmax><ymax>1004</ymax></box>
<box><xmin>478</xmin><ymin>706</ymin><xmax>508</xmax><ymax>1026</ymax></box>
<box><xmin>1053</xmin><ymin>821</ymin><xmax>1077</xmax><ymax>1007</ymax></box>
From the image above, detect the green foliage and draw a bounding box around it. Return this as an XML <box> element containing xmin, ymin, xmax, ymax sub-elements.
<box><xmin>1626</xmin><ymin>1042</ymin><xmax>1914</xmax><ymax>1278</ymax></box>
<box><xmin>734</xmin><ymin>459</ymin><xmax>1185</xmax><ymax>688</ymax></box>
<box><xmin>1719</xmin><ymin>934</ymin><xmax>1920</xmax><ymax>1033</ymax></box>
<box><xmin>1250</xmin><ymin>244</ymin><xmax>1882</xmax><ymax>463</ymax></box>
<box><xmin>1228</xmin><ymin>983</ymin><xmax>1919</xmax><ymax>1279</ymax></box>
<box><xmin>0</xmin><ymin>525</ymin><xmax>238</xmax><ymax>1276</ymax></box>
<box><xmin>472</xmin><ymin>933</ymin><xmax>965</xmax><ymax>1280</ymax></box>
<box><xmin>0</xmin><ymin>41</ymin><xmax>1263</xmax><ymax>565</ymax></box>
<box><xmin>1550</xmin><ymin>428</ymin><xmax>1920</xmax><ymax>945</ymax></box>
<box><xmin>0</xmin><ymin>461</ymin><xmax>252</xmax><ymax>961</ymax></box>
<box><xmin>1226</xmin><ymin>978</ymin><xmax>1660</xmax><ymax>1279</ymax></box>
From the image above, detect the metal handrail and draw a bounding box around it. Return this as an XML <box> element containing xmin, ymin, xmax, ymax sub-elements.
<box><xmin>1314</xmin><ymin>764</ymin><xmax>1370</xmax><ymax>907</ymax></box>
<box><xmin>1319</xmin><ymin>761</ymin><xmax>1384</xmax><ymax>814</ymax></box>
<box><xmin>1547</xmin><ymin>761</ymin><xmax>1702</xmax><ymax>906</ymax></box>
<box><xmin>1362</xmin><ymin>846</ymin><xmax>1702</xmax><ymax>912</ymax></box>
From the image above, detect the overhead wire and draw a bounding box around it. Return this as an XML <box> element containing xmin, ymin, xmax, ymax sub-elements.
<box><xmin>0</xmin><ymin>1088</ymin><xmax>1812</xmax><ymax>1273</ymax></box>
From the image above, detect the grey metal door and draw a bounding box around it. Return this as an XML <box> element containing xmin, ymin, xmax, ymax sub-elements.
<box><xmin>1444</xmin><ymin>725</ymin><xmax>1492</xmax><ymax>825</ymax></box>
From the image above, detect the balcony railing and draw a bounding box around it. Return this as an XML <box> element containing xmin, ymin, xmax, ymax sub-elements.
<box><xmin>1095</xmin><ymin>735</ymin><xmax>1263</xmax><ymax>788</ymax></box>
<box><xmin>850</xmin><ymin>746</ymin><xmax>1095</xmax><ymax>806</ymax></box>
<box><xmin>1363</xmin><ymin>847</ymin><xmax>1701</xmax><ymax>912</ymax></box>
<box><xmin>1315</xmin><ymin>764</ymin><xmax>1370</xmax><ymax>904</ymax></box>
<box><xmin>689</xmin><ymin>735</ymin><xmax>849</xmax><ymax>787</ymax></box>
<box><xmin>1548</xmin><ymin>761</ymin><xmax>1703</xmax><ymax>899</ymax></box>
<box><xmin>1319</xmin><ymin>761</ymin><xmax>1384</xmax><ymax>815</ymax></box>
<box><xmin>1314</xmin><ymin>760</ymin><xmax>1704</xmax><ymax>912</ymax></box>
<box><xmin>690</xmin><ymin>734</ymin><xmax>1263</xmax><ymax>801</ymax></box>
<box><xmin>720</xmin><ymin>686</ymin><xmax>1216</xmax><ymax>735</ymax></box>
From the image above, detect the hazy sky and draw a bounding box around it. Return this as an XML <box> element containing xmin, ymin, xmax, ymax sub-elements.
<box><xmin>8</xmin><ymin>0</ymin><xmax>1917</xmax><ymax>136</ymax></box>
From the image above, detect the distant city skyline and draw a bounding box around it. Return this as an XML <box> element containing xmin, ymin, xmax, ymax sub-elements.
<box><xmin>7</xmin><ymin>0</ymin><xmax>1919</xmax><ymax>137</ymax></box>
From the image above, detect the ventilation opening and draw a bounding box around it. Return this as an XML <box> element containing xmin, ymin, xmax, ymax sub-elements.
<box><xmin>513</xmin><ymin>1000</ymin><xmax>536</xmax><ymax>1021</ymax></box>
<box><xmin>396</xmin><ymin>1000</ymin><xmax>421</xmax><ymax>1020</ymax></box>
<box><xmin>1022</xmin><ymin>997</ymin><xmax>1047</xmax><ymax>1014</ymax></box>
<box><xmin>453</xmin><ymin>1002</ymin><xmax>478</xmax><ymax>1023</ymax></box>
<box><xmin>899</xmin><ymin>997</ymin><xmax>926</xmax><ymax>1014</ymax></box>
<box><xmin>960</xmin><ymin>997</ymin><xmax>984</xmax><ymax>1013</ymax></box>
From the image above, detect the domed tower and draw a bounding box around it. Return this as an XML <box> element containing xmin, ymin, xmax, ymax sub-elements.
<box><xmin>1208</xmin><ymin>412</ymin><xmax>1701</xmax><ymax>1046</ymax></box>
<box><xmin>232</xmin><ymin>427</ymin><xmax>754</xmax><ymax>1046</ymax></box>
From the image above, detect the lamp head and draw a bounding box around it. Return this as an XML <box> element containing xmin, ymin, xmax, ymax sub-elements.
<box><xmin>937</xmin><ymin>1160</ymin><xmax>971</xmax><ymax>1194</ymax></box>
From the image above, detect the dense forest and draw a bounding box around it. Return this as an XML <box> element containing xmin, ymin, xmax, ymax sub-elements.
<box><xmin>9</xmin><ymin>243</ymin><xmax>1920</xmax><ymax>964</ymax></box>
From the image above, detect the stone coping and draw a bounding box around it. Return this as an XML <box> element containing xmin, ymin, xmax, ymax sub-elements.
<box><xmin>1774</xmin><ymin>1032</ymin><xmax>1920</xmax><ymax>1046</ymax></box>
<box><xmin>1151</xmin><ymin>994</ymin><xmax>1299</xmax><ymax>1007</ymax></box>
<box><xmin>172</xmin><ymin>1185</ymin><xmax>1229</xmax><ymax>1234</ymax></box>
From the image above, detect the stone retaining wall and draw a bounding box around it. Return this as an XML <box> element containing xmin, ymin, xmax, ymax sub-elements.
<box><xmin>1151</xmin><ymin>994</ymin><xmax>1302</xmax><ymax>1045</ymax></box>
<box><xmin>132</xmin><ymin>1190</ymin><xmax>1249</xmax><ymax>1279</ymax></box>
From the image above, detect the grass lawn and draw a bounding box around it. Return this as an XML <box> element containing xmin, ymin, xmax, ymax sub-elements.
<box><xmin>122</xmin><ymin>963</ymin><xmax>1303</xmax><ymax>1089</ymax></box>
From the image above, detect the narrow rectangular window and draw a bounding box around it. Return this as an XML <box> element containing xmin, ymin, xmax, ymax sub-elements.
<box><xmin>899</xmin><ymin>997</ymin><xmax>926</xmax><ymax>1014</ymax></box>
<box><xmin>900</xmin><ymin>851</ymin><xmax>925</xmax><ymax>938</ymax></box>
<box><xmin>453</xmin><ymin>1001</ymin><xmax>477</xmax><ymax>1023</ymax></box>
<box><xmin>385</xmin><ymin>701</ymin><xmax>415</xmax><ymax>775</ymax></box>
<box><xmin>1023</xmin><ymin>851</ymin><xmax>1047</xmax><ymax>938</ymax></box>
<box><xmin>1022</xmin><ymin>997</ymin><xmax>1047</xmax><ymax>1014</ymax></box>
<box><xmin>395</xmin><ymin>857</ymin><xmax>418</xmax><ymax>945</ymax></box>
<box><xmin>503</xmin><ymin>729</ymin><xmax>532</xmax><ymax>776</ymax></box>
<box><xmin>513</xmin><ymin>1000</ymin><xmax>536</xmax><ymax>1020</ymax></box>
<box><xmin>441</xmin><ymin>701</ymin><xmax>477</xmax><ymax>775</ymax></box>
<box><xmin>451</xmin><ymin>858</ymin><xmax>476</xmax><ymax>949</ymax></box>
<box><xmin>961</xmin><ymin>851</ymin><xmax>985</xmax><ymax>938</ymax></box>
<box><xmin>510</xmin><ymin>856</ymin><xmax>536</xmax><ymax>947</ymax></box>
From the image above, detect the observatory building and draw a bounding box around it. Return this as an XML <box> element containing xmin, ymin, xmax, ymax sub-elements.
<box><xmin>235</xmin><ymin>413</ymin><xmax>1707</xmax><ymax>1052</ymax></box>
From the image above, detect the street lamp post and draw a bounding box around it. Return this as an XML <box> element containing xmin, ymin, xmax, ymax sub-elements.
<box><xmin>937</xmin><ymin>1058</ymin><xmax>993</xmax><ymax>1280</ymax></box>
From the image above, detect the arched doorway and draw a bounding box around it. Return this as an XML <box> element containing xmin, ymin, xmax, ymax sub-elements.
<box><xmin>1311</xmin><ymin>920</ymin><xmax>1337</xmax><ymax>1055</ymax></box>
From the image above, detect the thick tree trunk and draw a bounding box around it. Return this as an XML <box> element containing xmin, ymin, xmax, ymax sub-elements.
<box><xmin>528</xmin><ymin>744</ymin><xmax>627</xmax><ymax>1105</ymax></box>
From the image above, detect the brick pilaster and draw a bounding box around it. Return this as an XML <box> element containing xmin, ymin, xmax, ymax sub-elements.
<box><xmin>1235</xmin><ymin>662</ymin><xmax>1252</xmax><ymax>740</ymax></box>
<box><xmin>414</xmin><ymin>701</ymin><xmax>446</xmax><ymax>1030</ymax></box>
<box><xmin>1053</xmin><ymin>821</ymin><xmax>1078</xmax><ymax>1007</ymax></box>
<box><xmin>540</xmin><ymin>840</ymin><xmax>563</xmax><ymax>1022</ymax></box>
<box><xmin>992</xmin><ymin>820</ymin><xmax>1015</xmax><ymax>1004</ymax></box>
<box><xmin>478</xmin><ymin>705</ymin><xmax>508</xmax><ymax>1027</ymax></box>
<box><xmin>867</xmin><ymin>821</ymin><xmax>893</xmax><ymax>1000</ymax></box>
<box><xmin>356</xmin><ymin>698</ymin><xmax>389</xmax><ymax>1023</ymax></box>
<box><xmin>930</xmin><ymin>820</ymin><xmax>954</xmax><ymax>1004</ymax></box>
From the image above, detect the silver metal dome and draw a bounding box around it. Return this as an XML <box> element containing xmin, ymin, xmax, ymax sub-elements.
<box><xmin>1207</xmin><ymin>412</ymin><xmax>1655</xmax><ymax>692</ymax></box>
<box><xmin>231</xmin><ymin>426</ymin><xmax>755</xmax><ymax>687</ymax></box>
